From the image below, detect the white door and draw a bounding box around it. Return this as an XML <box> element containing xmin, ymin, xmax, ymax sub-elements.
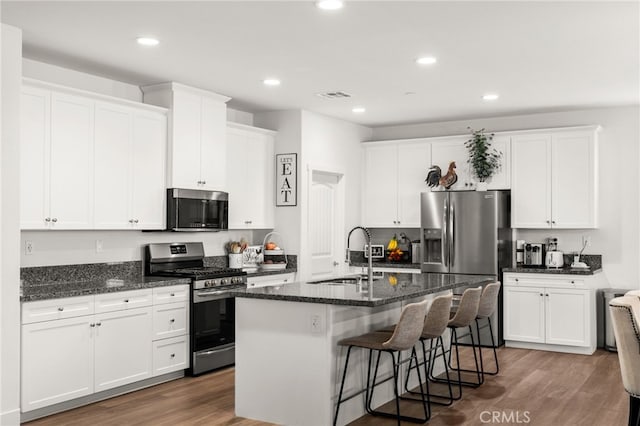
<box><xmin>309</xmin><ymin>171</ymin><xmax>343</xmax><ymax>279</ymax></box>
<box><xmin>21</xmin><ymin>317</ymin><xmax>94</xmax><ymax>411</ymax></box>
<box><xmin>503</xmin><ymin>286</ymin><xmax>545</xmax><ymax>343</ymax></box>
<box><xmin>131</xmin><ymin>110</ymin><xmax>167</xmax><ymax>229</ymax></box>
<box><xmin>50</xmin><ymin>92</ymin><xmax>94</xmax><ymax>229</ymax></box>
<box><xmin>94</xmin><ymin>307</ymin><xmax>153</xmax><ymax>392</ymax></box>
<box><xmin>20</xmin><ymin>86</ymin><xmax>51</xmax><ymax>229</ymax></box>
<box><xmin>397</xmin><ymin>140</ymin><xmax>431</xmax><ymax>227</ymax></box>
<box><xmin>551</xmin><ymin>131</ymin><xmax>597</xmax><ymax>228</ymax></box>
<box><xmin>171</xmin><ymin>89</ymin><xmax>202</xmax><ymax>189</ymax></box>
<box><xmin>362</xmin><ymin>143</ymin><xmax>398</xmax><ymax>227</ymax></box>
<box><xmin>94</xmin><ymin>102</ymin><xmax>132</xmax><ymax>229</ymax></box>
<box><xmin>511</xmin><ymin>134</ymin><xmax>552</xmax><ymax>228</ymax></box>
<box><xmin>545</xmin><ymin>288</ymin><xmax>589</xmax><ymax>347</ymax></box>
<box><xmin>245</xmin><ymin>132</ymin><xmax>270</xmax><ymax>228</ymax></box>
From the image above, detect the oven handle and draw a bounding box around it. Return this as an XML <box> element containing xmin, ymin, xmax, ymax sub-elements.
<box><xmin>194</xmin><ymin>290</ymin><xmax>235</xmax><ymax>301</ymax></box>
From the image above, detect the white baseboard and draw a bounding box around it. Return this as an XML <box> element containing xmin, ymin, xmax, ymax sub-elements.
<box><xmin>1</xmin><ymin>408</ymin><xmax>21</xmax><ymax>426</ymax></box>
<box><xmin>505</xmin><ymin>340</ymin><xmax>595</xmax><ymax>355</ymax></box>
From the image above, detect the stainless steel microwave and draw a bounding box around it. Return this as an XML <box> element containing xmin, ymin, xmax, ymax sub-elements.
<box><xmin>167</xmin><ymin>188</ymin><xmax>228</xmax><ymax>231</ymax></box>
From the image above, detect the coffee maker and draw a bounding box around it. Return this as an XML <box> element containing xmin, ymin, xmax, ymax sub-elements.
<box><xmin>523</xmin><ymin>243</ymin><xmax>545</xmax><ymax>267</ymax></box>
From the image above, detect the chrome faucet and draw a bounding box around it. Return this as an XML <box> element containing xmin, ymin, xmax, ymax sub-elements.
<box><xmin>346</xmin><ymin>226</ymin><xmax>373</xmax><ymax>285</ymax></box>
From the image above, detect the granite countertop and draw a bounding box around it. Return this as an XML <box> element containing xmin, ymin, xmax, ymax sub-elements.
<box><xmin>502</xmin><ymin>266</ymin><xmax>602</xmax><ymax>276</ymax></box>
<box><xmin>21</xmin><ymin>276</ymin><xmax>191</xmax><ymax>302</ymax></box>
<box><xmin>232</xmin><ymin>272</ymin><xmax>494</xmax><ymax>307</ymax></box>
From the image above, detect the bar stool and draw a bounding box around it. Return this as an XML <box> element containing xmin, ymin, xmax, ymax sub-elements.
<box><xmin>455</xmin><ymin>282</ymin><xmax>502</xmax><ymax>382</ymax></box>
<box><xmin>608</xmin><ymin>295</ymin><xmax>640</xmax><ymax>426</ymax></box>
<box><xmin>431</xmin><ymin>286</ymin><xmax>482</xmax><ymax>396</ymax></box>
<box><xmin>333</xmin><ymin>299</ymin><xmax>429</xmax><ymax>426</ymax></box>
<box><xmin>405</xmin><ymin>293</ymin><xmax>455</xmax><ymax>406</ymax></box>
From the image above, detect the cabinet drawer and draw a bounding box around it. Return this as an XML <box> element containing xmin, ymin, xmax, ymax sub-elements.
<box><xmin>153</xmin><ymin>335</ymin><xmax>189</xmax><ymax>376</ymax></box>
<box><xmin>247</xmin><ymin>272</ymin><xmax>295</xmax><ymax>288</ymax></box>
<box><xmin>153</xmin><ymin>284</ymin><xmax>189</xmax><ymax>305</ymax></box>
<box><xmin>95</xmin><ymin>289</ymin><xmax>153</xmax><ymax>313</ymax></box>
<box><xmin>22</xmin><ymin>296</ymin><xmax>94</xmax><ymax>324</ymax></box>
<box><xmin>152</xmin><ymin>302</ymin><xmax>188</xmax><ymax>340</ymax></box>
<box><xmin>504</xmin><ymin>273</ymin><xmax>586</xmax><ymax>289</ymax></box>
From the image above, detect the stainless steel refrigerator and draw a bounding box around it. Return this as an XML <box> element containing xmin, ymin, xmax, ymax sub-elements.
<box><xmin>421</xmin><ymin>190</ymin><xmax>513</xmax><ymax>345</ymax></box>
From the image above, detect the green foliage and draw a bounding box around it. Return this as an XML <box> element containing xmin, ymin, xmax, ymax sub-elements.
<box><xmin>465</xmin><ymin>127</ymin><xmax>502</xmax><ymax>182</ymax></box>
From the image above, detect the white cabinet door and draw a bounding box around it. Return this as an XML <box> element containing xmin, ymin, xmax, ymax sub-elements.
<box><xmin>503</xmin><ymin>286</ymin><xmax>545</xmax><ymax>343</ymax></box>
<box><xmin>486</xmin><ymin>135</ymin><xmax>511</xmax><ymax>190</ymax></box>
<box><xmin>170</xmin><ymin>89</ymin><xmax>202</xmax><ymax>189</ymax></box>
<box><xmin>430</xmin><ymin>138</ymin><xmax>472</xmax><ymax>190</ymax></box>
<box><xmin>20</xmin><ymin>86</ymin><xmax>51</xmax><ymax>229</ymax></box>
<box><xmin>397</xmin><ymin>140</ymin><xmax>431</xmax><ymax>227</ymax></box>
<box><xmin>153</xmin><ymin>335</ymin><xmax>189</xmax><ymax>376</ymax></box>
<box><xmin>511</xmin><ymin>134</ymin><xmax>552</xmax><ymax>228</ymax></box>
<box><xmin>131</xmin><ymin>110</ymin><xmax>166</xmax><ymax>229</ymax></box>
<box><xmin>245</xmin><ymin>131</ymin><xmax>274</xmax><ymax>228</ymax></box>
<box><xmin>152</xmin><ymin>301</ymin><xmax>188</xmax><ymax>340</ymax></box>
<box><xmin>94</xmin><ymin>102</ymin><xmax>132</xmax><ymax>229</ymax></box>
<box><xmin>551</xmin><ymin>131</ymin><xmax>597</xmax><ymax>228</ymax></box>
<box><xmin>50</xmin><ymin>92</ymin><xmax>94</xmax><ymax>229</ymax></box>
<box><xmin>94</xmin><ymin>307</ymin><xmax>153</xmax><ymax>392</ymax></box>
<box><xmin>362</xmin><ymin>143</ymin><xmax>398</xmax><ymax>227</ymax></box>
<box><xmin>545</xmin><ymin>288</ymin><xmax>590</xmax><ymax>347</ymax></box>
<box><xmin>200</xmin><ymin>95</ymin><xmax>227</xmax><ymax>191</ymax></box>
<box><xmin>22</xmin><ymin>316</ymin><xmax>94</xmax><ymax>411</ymax></box>
<box><xmin>226</xmin><ymin>127</ymin><xmax>251</xmax><ymax>229</ymax></box>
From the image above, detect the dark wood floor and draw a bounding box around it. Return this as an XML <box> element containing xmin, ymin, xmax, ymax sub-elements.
<box><xmin>26</xmin><ymin>347</ymin><xmax>627</xmax><ymax>425</ymax></box>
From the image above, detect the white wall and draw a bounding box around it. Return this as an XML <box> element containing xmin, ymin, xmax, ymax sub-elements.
<box><xmin>1</xmin><ymin>23</ymin><xmax>23</xmax><ymax>426</ymax></box>
<box><xmin>371</xmin><ymin>106</ymin><xmax>640</xmax><ymax>288</ymax></box>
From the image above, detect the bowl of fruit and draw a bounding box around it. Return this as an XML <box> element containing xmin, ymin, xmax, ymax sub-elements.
<box><xmin>261</xmin><ymin>232</ymin><xmax>287</xmax><ymax>271</ymax></box>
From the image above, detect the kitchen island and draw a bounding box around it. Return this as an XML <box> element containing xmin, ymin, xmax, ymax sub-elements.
<box><xmin>233</xmin><ymin>272</ymin><xmax>494</xmax><ymax>426</ymax></box>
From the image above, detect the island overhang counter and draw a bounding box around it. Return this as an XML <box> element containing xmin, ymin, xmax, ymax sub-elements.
<box><xmin>233</xmin><ymin>272</ymin><xmax>495</xmax><ymax>426</ymax></box>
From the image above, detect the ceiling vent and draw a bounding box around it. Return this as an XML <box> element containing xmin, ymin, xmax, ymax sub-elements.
<box><xmin>316</xmin><ymin>91</ymin><xmax>352</xmax><ymax>99</ymax></box>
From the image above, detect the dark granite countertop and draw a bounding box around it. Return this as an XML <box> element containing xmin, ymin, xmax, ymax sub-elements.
<box><xmin>503</xmin><ymin>266</ymin><xmax>601</xmax><ymax>276</ymax></box>
<box><xmin>232</xmin><ymin>272</ymin><xmax>494</xmax><ymax>307</ymax></box>
<box><xmin>21</xmin><ymin>276</ymin><xmax>191</xmax><ymax>302</ymax></box>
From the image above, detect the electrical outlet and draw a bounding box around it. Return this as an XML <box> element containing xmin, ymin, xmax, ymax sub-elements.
<box><xmin>310</xmin><ymin>314</ymin><xmax>323</xmax><ymax>334</ymax></box>
<box><xmin>25</xmin><ymin>241</ymin><xmax>34</xmax><ymax>255</ymax></box>
<box><xmin>96</xmin><ymin>239</ymin><xmax>104</xmax><ymax>253</ymax></box>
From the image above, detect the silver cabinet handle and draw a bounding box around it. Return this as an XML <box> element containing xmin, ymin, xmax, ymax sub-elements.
<box><xmin>397</xmin><ymin>221</ymin><xmax>401</xmax><ymax>224</ymax></box>
<box><xmin>170</xmin><ymin>353</ymin><xmax>175</xmax><ymax>358</ymax></box>
<box><xmin>202</xmin><ymin>181</ymin><xmax>206</xmax><ymax>185</ymax></box>
<box><xmin>124</xmin><ymin>299</ymin><xmax>129</xmax><ymax>303</ymax></box>
<box><xmin>51</xmin><ymin>218</ymin><xmax>57</xmax><ymax>223</ymax></box>
<box><xmin>45</xmin><ymin>217</ymin><xmax>51</xmax><ymax>222</ymax></box>
<box><xmin>96</xmin><ymin>322</ymin><xmax>102</xmax><ymax>327</ymax></box>
<box><xmin>552</xmin><ymin>221</ymin><xmax>556</xmax><ymax>224</ymax></box>
<box><xmin>545</xmin><ymin>294</ymin><xmax>549</xmax><ymax>297</ymax></box>
<box><xmin>90</xmin><ymin>323</ymin><xmax>95</xmax><ymax>327</ymax></box>
<box><xmin>546</xmin><ymin>220</ymin><xmax>550</xmax><ymax>224</ymax></box>
<box><xmin>170</xmin><ymin>293</ymin><xmax>175</xmax><ymax>297</ymax></box>
<box><xmin>170</xmin><ymin>318</ymin><xmax>175</xmax><ymax>323</ymax></box>
<box><xmin>129</xmin><ymin>219</ymin><xmax>134</xmax><ymax>223</ymax></box>
<box><xmin>58</xmin><ymin>307</ymin><xmax>64</xmax><ymax>311</ymax></box>
<box><xmin>539</xmin><ymin>293</ymin><xmax>543</xmax><ymax>296</ymax></box>
<box><xmin>134</xmin><ymin>219</ymin><xmax>139</xmax><ymax>223</ymax></box>
<box><xmin>515</xmin><ymin>278</ymin><xmax>519</xmax><ymax>282</ymax></box>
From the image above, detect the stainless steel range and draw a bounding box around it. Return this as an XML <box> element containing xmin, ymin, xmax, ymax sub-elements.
<box><xmin>145</xmin><ymin>242</ymin><xmax>247</xmax><ymax>376</ymax></box>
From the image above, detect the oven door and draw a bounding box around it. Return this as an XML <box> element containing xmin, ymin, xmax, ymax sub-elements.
<box><xmin>191</xmin><ymin>290</ymin><xmax>235</xmax><ymax>375</ymax></box>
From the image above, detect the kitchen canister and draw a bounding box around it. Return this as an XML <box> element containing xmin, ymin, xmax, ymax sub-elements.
<box><xmin>229</xmin><ymin>253</ymin><xmax>243</xmax><ymax>269</ymax></box>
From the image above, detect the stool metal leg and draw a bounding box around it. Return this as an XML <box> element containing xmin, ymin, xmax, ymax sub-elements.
<box><xmin>333</xmin><ymin>346</ymin><xmax>353</xmax><ymax>426</ymax></box>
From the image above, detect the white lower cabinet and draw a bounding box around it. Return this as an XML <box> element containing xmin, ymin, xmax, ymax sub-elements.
<box><xmin>21</xmin><ymin>285</ymin><xmax>190</xmax><ymax>413</ymax></box>
<box><xmin>93</xmin><ymin>307</ymin><xmax>153</xmax><ymax>392</ymax></box>
<box><xmin>503</xmin><ymin>273</ymin><xmax>598</xmax><ymax>354</ymax></box>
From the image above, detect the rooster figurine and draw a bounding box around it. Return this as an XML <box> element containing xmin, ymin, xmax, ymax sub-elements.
<box><xmin>439</xmin><ymin>161</ymin><xmax>458</xmax><ymax>189</ymax></box>
<box><xmin>425</xmin><ymin>165</ymin><xmax>441</xmax><ymax>188</ymax></box>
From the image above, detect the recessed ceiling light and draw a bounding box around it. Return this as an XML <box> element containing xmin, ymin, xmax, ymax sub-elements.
<box><xmin>263</xmin><ymin>78</ymin><xmax>281</xmax><ymax>87</ymax></box>
<box><xmin>415</xmin><ymin>56</ymin><xmax>437</xmax><ymax>65</ymax></box>
<box><xmin>136</xmin><ymin>37</ymin><xmax>159</xmax><ymax>46</ymax></box>
<box><xmin>316</xmin><ymin>0</ymin><xmax>344</xmax><ymax>10</ymax></box>
<box><xmin>352</xmin><ymin>107</ymin><xmax>366</xmax><ymax>114</ymax></box>
<box><xmin>482</xmin><ymin>93</ymin><xmax>499</xmax><ymax>101</ymax></box>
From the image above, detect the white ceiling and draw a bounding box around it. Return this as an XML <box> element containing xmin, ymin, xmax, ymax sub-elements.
<box><xmin>2</xmin><ymin>1</ymin><xmax>638</xmax><ymax>127</ymax></box>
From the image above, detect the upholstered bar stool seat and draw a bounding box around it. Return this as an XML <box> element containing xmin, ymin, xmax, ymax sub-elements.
<box><xmin>609</xmin><ymin>295</ymin><xmax>640</xmax><ymax>426</ymax></box>
<box><xmin>333</xmin><ymin>299</ymin><xmax>429</xmax><ymax>426</ymax></box>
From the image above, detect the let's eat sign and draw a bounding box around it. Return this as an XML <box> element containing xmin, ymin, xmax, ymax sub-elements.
<box><xmin>276</xmin><ymin>153</ymin><xmax>297</xmax><ymax>206</ymax></box>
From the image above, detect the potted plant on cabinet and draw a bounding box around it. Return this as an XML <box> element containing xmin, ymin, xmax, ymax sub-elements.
<box><xmin>465</xmin><ymin>127</ymin><xmax>502</xmax><ymax>190</ymax></box>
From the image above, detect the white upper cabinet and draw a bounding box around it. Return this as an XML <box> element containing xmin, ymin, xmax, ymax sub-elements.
<box><xmin>430</xmin><ymin>135</ymin><xmax>511</xmax><ymax>191</ymax></box>
<box><xmin>511</xmin><ymin>127</ymin><xmax>599</xmax><ymax>229</ymax></box>
<box><xmin>20</xmin><ymin>87</ymin><xmax>95</xmax><ymax>230</ymax></box>
<box><xmin>362</xmin><ymin>140</ymin><xmax>431</xmax><ymax>228</ymax></box>
<box><xmin>20</xmin><ymin>79</ymin><xmax>168</xmax><ymax>231</ymax></box>
<box><xmin>226</xmin><ymin>123</ymin><xmax>275</xmax><ymax>229</ymax></box>
<box><xmin>142</xmin><ymin>83</ymin><xmax>230</xmax><ymax>191</ymax></box>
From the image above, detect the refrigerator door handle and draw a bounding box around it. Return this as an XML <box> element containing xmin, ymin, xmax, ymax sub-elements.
<box><xmin>449</xmin><ymin>201</ymin><xmax>455</xmax><ymax>267</ymax></box>
<box><xmin>443</xmin><ymin>197</ymin><xmax>449</xmax><ymax>267</ymax></box>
